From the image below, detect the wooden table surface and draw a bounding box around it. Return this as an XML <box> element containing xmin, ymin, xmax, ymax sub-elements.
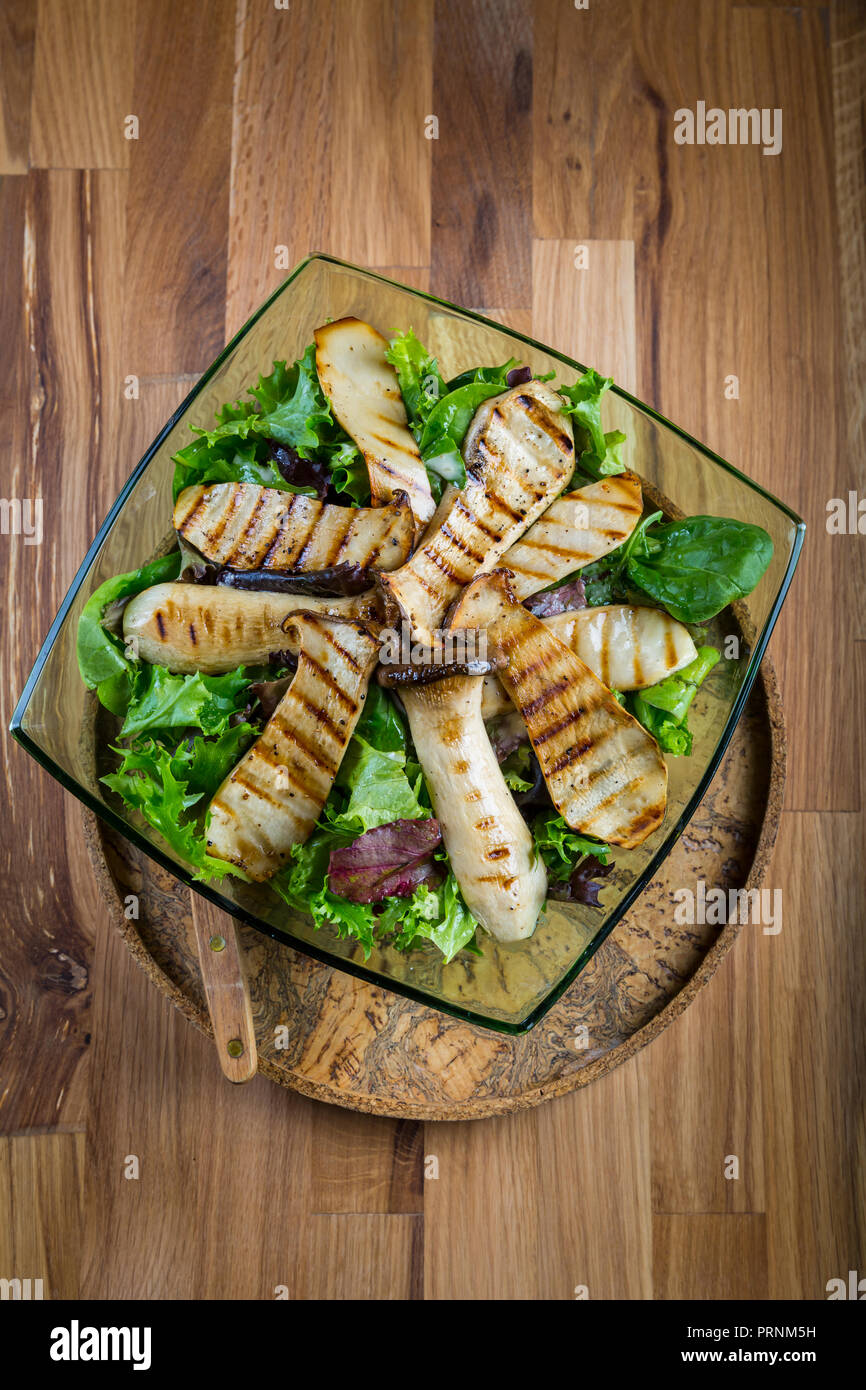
<box><xmin>1</xmin><ymin>0</ymin><xmax>864</xmax><ymax>1300</ymax></box>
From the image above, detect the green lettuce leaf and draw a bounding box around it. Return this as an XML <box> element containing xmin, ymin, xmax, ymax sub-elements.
<box><xmin>628</xmin><ymin>646</ymin><xmax>720</xmax><ymax>756</ymax></box>
<box><xmin>531</xmin><ymin>809</ymin><xmax>611</xmax><ymax>883</ymax></box>
<box><xmin>559</xmin><ymin>370</ymin><xmax>627</xmax><ymax>481</ymax></box>
<box><xmin>119</xmin><ymin>665</ymin><xmax>254</xmax><ymax>739</ymax></box>
<box><xmin>389</xmin><ymin>875</ymin><xmax>480</xmax><ymax>962</ymax></box>
<box><xmin>384</xmin><ymin>329</ymin><xmax>446</xmax><ymax>437</ymax></box>
<box><xmin>171</xmin><ymin>345</ymin><xmax>364</xmax><ymax>502</ymax></box>
<box><xmin>101</xmin><ymin>739</ymin><xmax>246</xmax><ymax>882</ymax></box>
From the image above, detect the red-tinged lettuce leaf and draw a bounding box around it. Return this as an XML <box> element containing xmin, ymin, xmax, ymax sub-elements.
<box><xmin>524</xmin><ymin>576</ymin><xmax>586</xmax><ymax>617</ymax></box>
<box><xmin>266</xmin><ymin>439</ymin><xmax>329</xmax><ymax>499</ymax></box>
<box><xmin>328</xmin><ymin>817</ymin><xmax>443</xmax><ymax>904</ymax></box>
<box><xmin>548</xmin><ymin>854</ymin><xmax>615</xmax><ymax>907</ymax></box>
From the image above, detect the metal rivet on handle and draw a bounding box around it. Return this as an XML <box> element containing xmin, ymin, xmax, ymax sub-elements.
<box><xmin>226</xmin><ymin>1039</ymin><xmax>244</xmax><ymax>1058</ymax></box>
<box><xmin>209</xmin><ymin>935</ymin><xmax>226</xmax><ymax>952</ymax></box>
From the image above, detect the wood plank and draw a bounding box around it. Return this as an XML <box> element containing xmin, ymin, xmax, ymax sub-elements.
<box><xmin>762</xmin><ymin>811</ymin><xmax>865</xmax><ymax>1299</ymax></box>
<box><xmin>631</xmin><ymin>1</ymin><xmax>854</xmax><ymax>811</ymax></box>
<box><xmin>532</xmin><ymin>0</ymin><xmax>634</xmax><ymax>240</ymax></box>
<box><xmin>0</xmin><ymin>0</ymin><xmax>36</xmax><ymax>173</ymax></box>
<box><xmin>533</xmin><ymin>238</ymin><xmax>636</xmax><ymax>389</ymax></box>
<box><xmin>537</xmin><ymin>1062</ymin><xmax>653</xmax><ymax>1299</ymax></box>
<box><xmin>1</xmin><ymin>170</ymin><xmax>125</xmax><ymax>1132</ymax></box>
<box><xmin>326</xmin><ymin>0</ymin><xmax>432</xmax><ymax>267</ymax></box>
<box><xmin>431</xmin><ymin>0</ymin><xmax>532</xmax><ymax>308</ymax></box>
<box><xmin>227</xmin><ymin>2</ymin><xmax>433</xmax><ymax>339</ymax></box>
<box><xmin>0</xmin><ymin>1133</ymin><xmax>85</xmax><ymax>1298</ymax></box>
<box><xmin>30</xmin><ymin>0</ymin><xmax>135</xmax><ymax>169</ymax></box>
<box><xmin>122</xmin><ymin>0</ymin><xmax>234</xmax><ymax>375</ymax></box>
<box><xmin>226</xmin><ymin>0</ymin><xmax>335</xmax><ymax>337</ymax></box>
<box><xmin>832</xmin><ymin>1</ymin><xmax>866</xmax><ymax>624</ymax></box>
<box><xmin>650</xmin><ymin>922</ymin><xmax>765</xmax><ymax>1215</ymax></box>
<box><xmin>424</xmin><ymin>1111</ymin><xmax>539</xmax><ymax>1299</ymax></box>
<box><xmin>653</xmin><ymin>1214</ymin><xmax>768</xmax><ymax>1299</ymax></box>
<box><xmin>80</xmin><ymin>920</ymin><xmax>314</xmax><ymax>1299</ymax></box>
<box><xmin>295</xmin><ymin>1215</ymin><xmax>422</xmax><ymax>1299</ymax></box>
<box><xmin>310</xmin><ymin>1110</ymin><xmax>423</xmax><ymax>1214</ymax></box>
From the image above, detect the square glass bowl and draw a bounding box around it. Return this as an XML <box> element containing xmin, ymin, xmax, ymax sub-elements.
<box><xmin>11</xmin><ymin>254</ymin><xmax>804</xmax><ymax>1034</ymax></box>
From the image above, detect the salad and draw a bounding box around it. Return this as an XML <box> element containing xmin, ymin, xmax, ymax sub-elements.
<box><xmin>78</xmin><ymin>317</ymin><xmax>773</xmax><ymax>964</ymax></box>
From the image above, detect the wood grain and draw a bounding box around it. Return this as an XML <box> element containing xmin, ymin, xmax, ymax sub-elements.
<box><xmin>424</xmin><ymin>1112</ymin><xmax>539</xmax><ymax>1299</ymax></box>
<box><xmin>30</xmin><ymin>0</ymin><xmax>134</xmax><ymax>169</ymax></box>
<box><xmin>227</xmin><ymin>1</ymin><xmax>432</xmax><ymax>338</ymax></box>
<box><xmin>0</xmin><ymin>1133</ymin><xmax>86</xmax><ymax>1299</ymax></box>
<box><xmin>431</xmin><ymin>0</ymin><xmax>532</xmax><ymax>307</ymax></box>
<box><xmin>0</xmin><ymin>169</ymin><xmax>126</xmax><ymax>1131</ymax></box>
<box><xmin>121</xmin><ymin>0</ymin><xmax>234</xmax><ymax>375</ymax></box>
<box><xmin>0</xmin><ymin>0</ymin><xmax>36</xmax><ymax>174</ymax></box>
<box><xmin>533</xmin><ymin>238</ymin><xmax>636</xmax><ymax>389</ymax></box>
<box><xmin>653</xmin><ymin>1213</ymin><xmax>768</xmax><ymax>1301</ymax></box>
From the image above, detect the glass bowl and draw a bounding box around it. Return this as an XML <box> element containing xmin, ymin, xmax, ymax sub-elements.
<box><xmin>11</xmin><ymin>254</ymin><xmax>804</xmax><ymax>1034</ymax></box>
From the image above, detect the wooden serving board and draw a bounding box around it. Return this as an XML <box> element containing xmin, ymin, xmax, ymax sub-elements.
<box><xmin>82</xmin><ymin>655</ymin><xmax>785</xmax><ymax>1121</ymax></box>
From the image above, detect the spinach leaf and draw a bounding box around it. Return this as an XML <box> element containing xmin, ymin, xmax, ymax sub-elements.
<box><xmin>625</xmin><ymin>516</ymin><xmax>773</xmax><ymax>623</ymax></box>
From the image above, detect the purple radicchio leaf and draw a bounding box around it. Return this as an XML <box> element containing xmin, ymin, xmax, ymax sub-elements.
<box><xmin>247</xmin><ymin>673</ymin><xmax>293</xmax><ymax>723</ymax></box>
<box><xmin>523</xmin><ymin>576</ymin><xmax>586</xmax><ymax>618</ymax></box>
<box><xmin>328</xmin><ymin>818</ymin><xmax>443</xmax><ymax>904</ymax></box>
<box><xmin>549</xmin><ymin>854</ymin><xmax>615</xmax><ymax>908</ymax></box>
<box><xmin>267</xmin><ymin>439</ymin><xmax>329</xmax><ymax>500</ymax></box>
<box><xmin>488</xmin><ymin>712</ymin><xmax>530</xmax><ymax>763</ymax></box>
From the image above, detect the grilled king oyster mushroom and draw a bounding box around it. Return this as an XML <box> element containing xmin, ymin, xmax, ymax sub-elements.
<box><xmin>174</xmin><ymin>483</ymin><xmax>413</xmax><ymax>573</ymax></box>
<box><xmin>314</xmin><ymin>316</ymin><xmax>435</xmax><ymax>527</ymax></box>
<box><xmin>123</xmin><ymin>582</ymin><xmax>378</xmax><ymax>674</ymax></box>
<box><xmin>377</xmin><ymin>379</ymin><xmax>574</xmax><ymax>645</ymax></box>
<box><xmin>450</xmin><ymin>572</ymin><xmax>668</xmax><ymax>850</ymax></box>
<box><xmin>480</xmin><ymin>604</ymin><xmax>698</xmax><ymax>718</ymax></box>
<box><xmin>498</xmin><ymin>473</ymin><xmax>643</xmax><ymax>598</ymax></box>
<box><xmin>205</xmin><ymin>615</ymin><xmax>380</xmax><ymax>879</ymax></box>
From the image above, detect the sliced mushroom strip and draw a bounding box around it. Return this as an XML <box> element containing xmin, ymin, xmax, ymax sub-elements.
<box><xmin>498</xmin><ymin>473</ymin><xmax>643</xmax><ymax>598</ymax></box>
<box><xmin>450</xmin><ymin>572</ymin><xmax>668</xmax><ymax>849</ymax></box>
<box><xmin>206</xmin><ymin>616</ymin><xmax>381</xmax><ymax>880</ymax></box>
<box><xmin>479</xmin><ymin>604</ymin><xmax>698</xmax><ymax>718</ymax></box>
<box><xmin>378</xmin><ymin>653</ymin><xmax>505</xmax><ymax>688</ymax></box>
<box><xmin>217</xmin><ymin>561</ymin><xmax>371</xmax><ymax>596</ymax></box>
<box><xmin>314</xmin><ymin>317</ymin><xmax>435</xmax><ymax>527</ymax></box>
<box><xmin>400</xmin><ymin>675</ymin><xmax>547</xmax><ymax>943</ymax></box>
<box><xmin>377</xmin><ymin>380</ymin><xmax>574</xmax><ymax>645</ymax></box>
<box><xmin>122</xmin><ymin>582</ymin><xmax>377</xmax><ymax>674</ymax></box>
<box><xmin>174</xmin><ymin>483</ymin><xmax>413</xmax><ymax>573</ymax></box>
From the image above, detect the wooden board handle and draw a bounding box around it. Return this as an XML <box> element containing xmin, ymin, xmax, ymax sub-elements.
<box><xmin>190</xmin><ymin>895</ymin><xmax>257</xmax><ymax>1083</ymax></box>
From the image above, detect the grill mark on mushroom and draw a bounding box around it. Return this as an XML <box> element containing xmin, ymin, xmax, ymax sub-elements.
<box><xmin>479</xmin><ymin>605</ymin><xmax>698</xmax><ymax>720</ymax></box>
<box><xmin>498</xmin><ymin>473</ymin><xmax>643</xmax><ymax>599</ymax></box>
<box><xmin>314</xmin><ymin>317</ymin><xmax>435</xmax><ymax>526</ymax></box>
<box><xmin>174</xmin><ymin>483</ymin><xmax>413</xmax><ymax>575</ymax></box>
